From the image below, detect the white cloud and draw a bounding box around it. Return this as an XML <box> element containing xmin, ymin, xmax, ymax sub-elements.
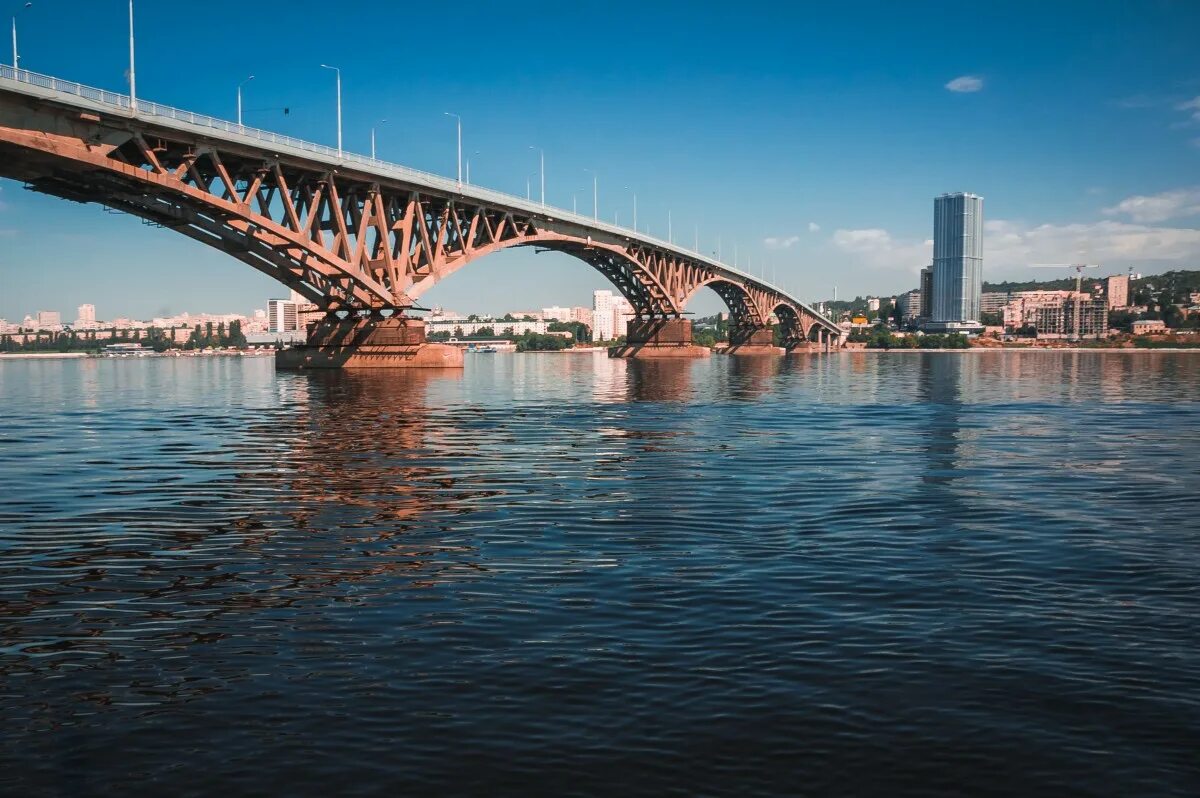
<box><xmin>945</xmin><ymin>75</ymin><xmax>984</xmax><ymax>93</ymax></box>
<box><xmin>986</xmin><ymin>218</ymin><xmax>1200</xmax><ymax>271</ymax></box>
<box><xmin>763</xmin><ymin>235</ymin><xmax>800</xmax><ymax>250</ymax></box>
<box><xmin>807</xmin><ymin>222</ymin><xmax>820</xmax><ymax>233</ymax></box>
<box><xmin>830</xmin><ymin>216</ymin><xmax>1200</xmax><ymax>280</ymax></box>
<box><xmin>1176</xmin><ymin>96</ymin><xmax>1200</xmax><ymax>122</ymax></box>
<box><xmin>831</xmin><ymin>228</ymin><xmax>931</xmax><ymax>271</ymax></box>
<box><xmin>1103</xmin><ymin>187</ymin><xmax>1200</xmax><ymax>223</ymax></box>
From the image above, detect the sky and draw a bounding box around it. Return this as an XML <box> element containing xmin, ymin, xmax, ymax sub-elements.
<box><xmin>1</xmin><ymin>0</ymin><xmax>1199</xmax><ymax>321</ymax></box>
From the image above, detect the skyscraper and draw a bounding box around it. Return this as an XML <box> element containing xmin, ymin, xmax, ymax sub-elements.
<box><xmin>926</xmin><ymin>192</ymin><xmax>984</xmax><ymax>332</ymax></box>
<box><xmin>75</xmin><ymin>303</ymin><xmax>97</xmax><ymax>329</ymax></box>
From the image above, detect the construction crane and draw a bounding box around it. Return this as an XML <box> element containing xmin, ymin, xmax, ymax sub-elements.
<box><xmin>1030</xmin><ymin>263</ymin><xmax>1100</xmax><ymax>342</ymax></box>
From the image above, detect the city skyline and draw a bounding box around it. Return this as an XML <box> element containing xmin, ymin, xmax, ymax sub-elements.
<box><xmin>2</xmin><ymin>1</ymin><xmax>1199</xmax><ymax>319</ymax></box>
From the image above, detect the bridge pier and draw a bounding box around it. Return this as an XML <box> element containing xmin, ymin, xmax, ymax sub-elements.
<box><xmin>275</xmin><ymin>315</ymin><xmax>463</xmax><ymax>370</ymax></box>
<box><xmin>725</xmin><ymin>326</ymin><xmax>783</xmax><ymax>356</ymax></box>
<box><xmin>609</xmin><ymin>318</ymin><xmax>711</xmax><ymax>358</ymax></box>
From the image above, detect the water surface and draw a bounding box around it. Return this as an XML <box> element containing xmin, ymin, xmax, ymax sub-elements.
<box><xmin>1</xmin><ymin>352</ymin><xmax>1198</xmax><ymax>795</ymax></box>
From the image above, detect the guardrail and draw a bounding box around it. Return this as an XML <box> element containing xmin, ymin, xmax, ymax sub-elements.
<box><xmin>0</xmin><ymin>64</ymin><xmax>837</xmax><ymax>329</ymax></box>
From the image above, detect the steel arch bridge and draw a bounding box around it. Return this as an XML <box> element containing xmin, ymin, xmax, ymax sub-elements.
<box><xmin>0</xmin><ymin>67</ymin><xmax>841</xmax><ymax>348</ymax></box>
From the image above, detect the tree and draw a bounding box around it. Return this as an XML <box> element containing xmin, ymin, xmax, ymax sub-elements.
<box><xmin>548</xmin><ymin>320</ymin><xmax>589</xmax><ymax>343</ymax></box>
<box><xmin>227</xmin><ymin>319</ymin><xmax>248</xmax><ymax>349</ymax></box>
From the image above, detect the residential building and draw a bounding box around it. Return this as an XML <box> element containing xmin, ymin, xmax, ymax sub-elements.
<box><xmin>896</xmin><ymin>290</ymin><xmax>922</xmax><ymax>326</ymax></box>
<box><xmin>1131</xmin><ymin>319</ymin><xmax>1167</xmax><ymax>335</ymax></box>
<box><xmin>919</xmin><ymin>267</ymin><xmax>934</xmax><ymax>320</ymax></box>
<box><xmin>541</xmin><ymin>306</ymin><xmax>572</xmax><ymax>323</ymax></box>
<box><xmin>570</xmin><ymin>306</ymin><xmax>594</xmax><ymax>331</ymax></box>
<box><xmin>925</xmin><ymin>192</ymin><xmax>984</xmax><ymax>331</ymax></box>
<box><xmin>1003</xmin><ymin>291</ymin><xmax>1074</xmax><ymax>330</ymax></box>
<box><xmin>267</xmin><ymin>299</ymin><xmax>299</xmax><ymax>333</ymax></box>
<box><xmin>1106</xmin><ymin>274</ymin><xmax>1130</xmax><ymax>310</ymax></box>
<box><xmin>980</xmin><ymin>292</ymin><xmax>1009</xmax><ymax>313</ymax></box>
<box><xmin>75</xmin><ymin>303</ymin><xmax>97</xmax><ymax>329</ymax></box>
<box><xmin>36</xmin><ymin>310</ymin><xmax>62</xmax><ymax>331</ymax></box>
<box><xmin>1033</xmin><ymin>298</ymin><xmax>1107</xmax><ymax>338</ymax></box>
<box><xmin>866</xmin><ymin>297</ymin><xmax>880</xmax><ymax>312</ymax></box>
<box><xmin>592</xmin><ymin>290</ymin><xmax>634</xmax><ymax>341</ymax></box>
<box><xmin>426</xmin><ymin>318</ymin><xmax>548</xmax><ymax>337</ymax></box>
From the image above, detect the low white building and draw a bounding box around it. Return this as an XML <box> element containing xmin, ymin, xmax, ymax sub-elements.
<box><xmin>426</xmin><ymin>319</ymin><xmax>549</xmax><ymax>337</ymax></box>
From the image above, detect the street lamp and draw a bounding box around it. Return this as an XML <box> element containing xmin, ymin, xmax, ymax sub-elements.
<box><xmin>622</xmin><ymin>185</ymin><xmax>637</xmax><ymax>232</ymax></box>
<box><xmin>444</xmin><ymin>111</ymin><xmax>462</xmax><ymax>189</ymax></box>
<box><xmin>237</xmin><ymin>75</ymin><xmax>254</xmax><ymax>127</ymax></box>
<box><xmin>583</xmin><ymin>168</ymin><xmax>597</xmax><ymax>221</ymax></box>
<box><xmin>466</xmin><ymin>150</ymin><xmax>479</xmax><ymax>184</ymax></box>
<box><xmin>127</xmin><ymin>0</ymin><xmax>136</xmax><ymax>113</ymax></box>
<box><xmin>319</xmin><ymin>64</ymin><xmax>342</xmax><ymax>157</ymax></box>
<box><xmin>371</xmin><ymin>118</ymin><xmax>386</xmax><ymax>160</ymax></box>
<box><xmin>10</xmin><ymin>2</ymin><xmax>30</xmax><ymax>69</ymax></box>
<box><xmin>668</xmin><ymin>210</ymin><xmax>672</xmax><ymax>244</ymax></box>
<box><xmin>528</xmin><ymin>145</ymin><xmax>544</xmax><ymax>207</ymax></box>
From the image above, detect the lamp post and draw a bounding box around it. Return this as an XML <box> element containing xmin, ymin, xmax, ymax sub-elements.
<box><xmin>237</xmin><ymin>75</ymin><xmax>254</xmax><ymax>127</ymax></box>
<box><xmin>10</xmin><ymin>2</ymin><xmax>30</xmax><ymax>69</ymax></box>
<box><xmin>371</xmin><ymin>119</ymin><xmax>386</xmax><ymax>160</ymax></box>
<box><xmin>319</xmin><ymin>64</ymin><xmax>342</xmax><ymax>157</ymax></box>
<box><xmin>443</xmin><ymin>111</ymin><xmax>461</xmax><ymax>189</ymax></box>
<box><xmin>466</xmin><ymin>150</ymin><xmax>479</xmax><ymax>185</ymax></box>
<box><xmin>583</xmin><ymin>169</ymin><xmax>597</xmax><ymax>221</ymax></box>
<box><xmin>667</xmin><ymin>210</ymin><xmax>673</xmax><ymax>244</ymax></box>
<box><xmin>528</xmin><ymin>145</ymin><xmax>544</xmax><ymax>207</ymax></box>
<box><xmin>127</xmin><ymin>0</ymin><xmax>136</xmax><ymax>113</ymax></box>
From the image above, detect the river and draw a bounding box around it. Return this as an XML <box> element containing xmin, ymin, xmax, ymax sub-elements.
<box><xmin>1</xmin><ymin>352</ymin><xmax>1198</xmax><ymax>795</ymax></box>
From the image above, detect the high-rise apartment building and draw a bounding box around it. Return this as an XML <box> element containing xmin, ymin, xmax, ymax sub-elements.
<box><xmin>592</xmin><ymin>290</ymin><xmax>634</xmax><ymax>341</ymax></box>
<box><xmin>74</xmin><ymin>303</ymin><xmax>97</xmax><ymax>329</ymax></box>
<box><xmin>919</xmin><ymin>267</ymin><xmax>934</xmax><ymax>320</ymax></box>
<box><xmin>267</xmin><ymin>299</ymin><xmax>299</xmax><ymax>333</ymax></box>
<box><xmin>926</xmin><ymin>192</ymin><xmax>984</xmax><ymax>331</ymax></box>
<box><xmin>1106</xmin><ymin>274</ymin><xmax>1129</xmax><ymax>310</ymax></box>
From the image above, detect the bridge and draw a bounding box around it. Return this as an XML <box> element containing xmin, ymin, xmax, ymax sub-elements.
<box><xmin>0</xmin><ymin>65</ymin><xmax>842</xmax><ymax>367</ymax></box>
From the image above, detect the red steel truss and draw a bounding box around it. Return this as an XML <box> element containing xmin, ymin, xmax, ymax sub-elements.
<box><xmin>0</xmin><ymin>75</ymin><xmax>838</xmax><ymax>345</ymax></box>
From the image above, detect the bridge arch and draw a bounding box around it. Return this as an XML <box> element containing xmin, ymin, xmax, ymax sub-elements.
<box><xmin>0</xmin><ymin>71</ymin><xmax>842</xmax><ymax>345</ymax></box>
<box><xmin>683</xmin><ymin>277</ymin><xmax>766</xmax><ymax>328</ymax></box>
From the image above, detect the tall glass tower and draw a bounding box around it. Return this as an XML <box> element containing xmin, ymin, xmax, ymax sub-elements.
<box><xmin>928</xmin><ymin>192</ymin><xmax>984</xmax><ymax>331</ymax></box>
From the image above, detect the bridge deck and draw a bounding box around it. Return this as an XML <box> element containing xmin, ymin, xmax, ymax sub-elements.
<box><xmin>0</xmin><ymin>64</ymin><xmax>838</xmax><ymax>333</ymax></box>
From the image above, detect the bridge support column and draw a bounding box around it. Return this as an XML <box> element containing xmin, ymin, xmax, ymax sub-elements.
<box><xmin>725</xmin><ymin>326</ymin><xmax>783</xmax><ymax>356</ymax></box>
<box><xmin>609</xmin><ymin>318</ymin><xmax>711</xmax><ymax>358</ymax></box>
<box><xmin>275</xmin><ymin>315</ymin><xmax>463</xmax><ymax>370</ymax></box>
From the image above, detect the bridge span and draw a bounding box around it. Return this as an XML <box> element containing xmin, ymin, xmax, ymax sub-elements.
<box><xmin>0</xmin><ymin>66</ymin><xmax>842</xmax><ymax>367</ymax></box>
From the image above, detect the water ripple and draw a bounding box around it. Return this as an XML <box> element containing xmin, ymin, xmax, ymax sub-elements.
<box><xmin>0</xmin><ymin>352</ymin><xmax>1198</xmax><ymax>795</ymax></box>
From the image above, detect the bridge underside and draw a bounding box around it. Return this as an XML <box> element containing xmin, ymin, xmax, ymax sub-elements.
<box><xmin>0</xmin><ymin>86</ymin><xmax>842</xmax><ymax>365</ymax></box>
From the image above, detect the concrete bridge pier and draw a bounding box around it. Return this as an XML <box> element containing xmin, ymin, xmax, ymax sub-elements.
<box><xmin>725</xmin><ymin>326</ymin><xmax>783</xmax><ymax>356</ymax></box>
<box><xmin>609</xmin><ymin>318</ymin><xmax>711</xmax><ymax>358</ymax></box>
<box><xmin>276</xmin><ymin>314</ymin><xmax>463</xmax><ymax>369</ymax></box>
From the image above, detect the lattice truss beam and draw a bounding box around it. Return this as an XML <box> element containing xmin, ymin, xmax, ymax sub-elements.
<box><xmin>1</xmin><ymin>116</ymin><xmax>833</xmax><ymax>332</ymax></box>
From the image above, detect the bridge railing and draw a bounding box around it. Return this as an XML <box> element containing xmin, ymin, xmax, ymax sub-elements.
<box><xmin>0</xmin><ymin>64</ymin><xmax>839</xmax><ymax>330</ymax></box>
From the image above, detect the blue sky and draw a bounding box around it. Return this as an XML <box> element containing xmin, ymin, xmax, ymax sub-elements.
<box><xmin>2</xmin><ymin>0</ymin><xmax>1199</xmax><ymax>320</ymax></box>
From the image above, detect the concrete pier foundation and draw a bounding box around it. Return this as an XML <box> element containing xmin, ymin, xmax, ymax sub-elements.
<box><xmin>725</xmin><ymin>327</ymin><xmax>783</xmax><ymax>356</ymax></box>
<box><xmin>275</xmin><ymin>316</ymin><xmax>463</xmax><ymax>369</ymax></box>
<box><xmin>609</xmin><ymin>318</ymin><xmax>711</xmax><ymax>358</ymax></box>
